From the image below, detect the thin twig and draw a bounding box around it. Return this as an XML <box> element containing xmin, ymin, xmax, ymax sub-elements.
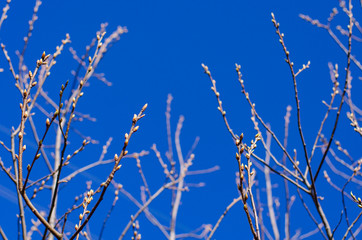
<box><xmin>236</xmin><ymin>64</ymin><xmax>306</xmax><ymax>184</ymax></box>
<box><xmin>271</xmin><ymin>12</ymin><xmax>310</xmax><ymax>174</ymax></box>
<box><xmin>309</xmin><ymin>64</ymin><xmax>339</xmax><ymax>162</ymax></box>
<box><xmin>165</xmin><ymin>94</ymin><xmax>176</xmax><ymax>169</ymax></box>
<box><xmin>68</xmin><ymin>104</ymin><xmax>147</xmax><ymax>240</ymax></box>
<box><xmin>118</xmin><ymin>179</ymin><xmax>179</xmax><ymax>240</ymax></box>
<box><xmin>119</xmin><ymin>185</ymin><xmax>169</xmax><ymax>238</ymax></box>
<box><xmin>202</xmin><ymin>64</ymin><xmax>237</xmax><ymax>141</ymax></box>
<box><xmin>296</xmin><ymin>186</ymin><xmax>328</xmax><ymax>240</ymax></box>
<box><xmin>0</xmin><ymin>0</ymin><xmax>11</xmax><ymax>31</ymax></box>
<box><xmin>207</xmin><ymin>196</ymin><xmax>242</xmax><ymax>240</ymax></box>
<box><xmin>314</xmin><ymin>0</ymin><xmax>354</xmax><ymax>183</ymax></box>
<box><xmin>0</xmin><ymin>226</ymin><xmax>8</xmax><ymax>240</ymax></box>
<box><xmin>342</xmin><ymin>211</ymin><xmax>362</xmax><ymax>240</ymax></box>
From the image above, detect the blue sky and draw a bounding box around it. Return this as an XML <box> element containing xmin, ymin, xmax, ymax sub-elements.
<box><xmin>0</xmin><ymin>0</ymin><xmax>362</xmax><ymax>239</ymax></box>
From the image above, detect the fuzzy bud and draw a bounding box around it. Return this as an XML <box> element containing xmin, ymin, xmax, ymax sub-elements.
<box><xmin>142</xmin><ymin>103</ymin><xmax>148</xmax><ymax>111</ymax></box>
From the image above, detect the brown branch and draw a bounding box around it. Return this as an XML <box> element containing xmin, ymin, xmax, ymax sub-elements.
<box><xmin>250</xmin><ymin>152</ymin><xmax>310</xmax><ymax>193</ymax></box>
<box><xmin>10</xmin><ymin>130</ymin><xmax>27</xmax><ymax>240</ymax></box>
<box><xmin>314</xmin><ymin>0</ymin><xmax>354</xmax><ymax>183</ymax></box>
<box><xmin>271</xmin><ymin>12</ymin><xmax>310</xmax><ymax>177</ymax></box>
<box><xmin>202</xmin><ymin>64</ymin><xmax>237</xmax><ymax>141</ymax></box>
<box><xmin>22</xmin><ymin>192</ymin><xmax>62</xmax><ymax>239</ymax></box>
<box><xmin>236</xmin><ymin>64</ymin><xmax>306</xmax><ymax>184</ymax></box>
<box><xmin>341</xmin><ymin>163</ymin><xmax>361</xmax><ymax>240</ymax></box>
<box><xmin>296</xmin><ymin>187</ymin><xmax>328</xmax><ymax>240</ymax></box>
<box><xmin>46</xmin><ymin>32</ymin><xmax>107</xmax><ymax>238</ymax></box>
<box><xmin>309</xmin><ymin>64</ymin><xmax>339</xmax><ymax>162</ymax></box>
<box><xmin>272</xmin><ymin>12</ymin><xmax>335</xmax><ymax>238</ymax></box>
<box><xmin>250</xmin><ymin>112</ymin><xmax>304</xmax><ymax>182</ymax></box>
<box><xmin>69</xmin><ymin>104</ymin><xmax>147</xmax><ymax>240</ymax></box>
<box><xmin>28</xmin><ymin>116</ymin><xmax>53</xmax><ymax>172</ymax></box>
<box><xmin>23</xmin><ymin>112</ymin><xmax>58</xmax><ymax>191</ymax></box>
<box><xmin>300</xmin><ymin>12</ymin><xmax>362</xmax><ymax>71</ymax></box>
<box><xmin>342</xmin><ymin>211</ymin><xmax>362</xmax><ymax>240</ymax></box>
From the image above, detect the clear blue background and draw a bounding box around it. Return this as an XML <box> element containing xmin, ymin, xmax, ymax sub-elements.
<box><xmin>0</xmin><ymin>0</ymin><xmax>362</xmax><ymax>239</ymax></box>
